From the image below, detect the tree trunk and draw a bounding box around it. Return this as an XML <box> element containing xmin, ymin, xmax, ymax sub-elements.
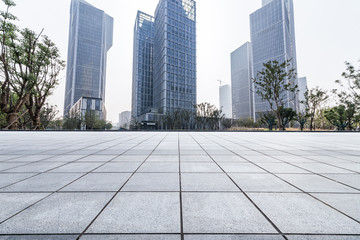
<box><xmin>6</xmin><ymin>112</ymin><xmax>19</xmax><ymax>130</ymax></box>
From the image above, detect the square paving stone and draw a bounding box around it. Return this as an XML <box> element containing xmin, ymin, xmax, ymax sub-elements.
<box><xmin>180</xmin><ymin>155</ymin><xmax>212</xmax><ymax>162</ymax></box>
<box><xmin>229</xmin><ymin>173</ymin><xmax>300</xmax><ymax>192</ymax></box>
<box><xmin>4</xmin><ymin>162</ymin><xmax>65</xmax><ymax>173</ymax></box>
<box><xmin>0</xmin><ymin>193</ymin><xmax>48</xmax><ymax>222</ymax></box>
<box><xmin>324</xmin><ymin>174</ymin><xmax>360</xmax><ymax>189</ymax></box>
<box><xmin>0</xmin><ymin>163</ymin><xmax>27</xmax><ymax>172</ymax></box>
<box><xmin>138</xmin><ymin>162</ymin><xmax>179</xmax><ymax>172</ymax></box>
<box><xmin>210</xmin><ymin>155</ymin><xmax>247</xmax><ymax>163</ymax></box>
<box><xmin>182</xmin><ymin>192</ymin><xmax>278</xmax><ymax>233</ymax></box>
<box><xmin>184</xmin><ymin>235</ymin><xmax>284</xmax><ymax>240</ymax></box>
<box><xmin>313</xmin><ymin>193</ymin><xmax>360</xmax><ymax>221</ymax></box>
<box><xmin>50</xmin><ymin>163</ymin><xmax>103</xmax><ymax>173</ymax></box>
<box><xmin>1</xmin><ymin>173</ymin><xmax>83</xmax><ymax>192</ymax></box>
<box><xmin>61</xmin><ymin>173</ymin><xmax>131</xmax><ymax>192</ymax></box>
<box><xmin>94</xmin><ymin>162</ymin><xmax>141</xmax><ymax>173</ymax></box>
<box><xmin>0</xmin><ymin>235</ymin><xmax>78</xmax><ymax>240</ymax></box>
<box><xmin>287</xmin><ymin>235</ymin><xmax>360</xmax><ymax>240</ymax></box>
<box><xmin>122</xmin><ymin>173</ymin><xmax>179</xmax><ymax>191</ymax></box>
<box><xmin>255</xmin><ymin>163</ymin><xmax>309</xmax><ymax>173</ymax></box>
<box><xmin>147</xmin><ymin>155</ymin><xmax>179</xmax><ymax>162</ymax></box>
<box><xmin>0</xmin><ymin>192</ymin><xmax>113</xmax><ymax>234</ymax></box>
<box><xmin>277</xmin><ymin>174</ymin><xmax>358</xmax><ymax>193</ymax></box>
<box><xmin>76</xmin><ymin>155</ymin><xmax>118</xmax><ymax>162</ymax></box>
<box><xmin>112</xmin><ymin>155</ymin><xmax>148</xmax><ymax>162</ymax></box>
<box><xmin>218</xmin><ymin>163</ymin><xmax>266</xmax><ymax>173</ymax></box>
<box><xmin>181</xmin><ymin>163</ymin><xmax>222</xmax><ymax>173</ymax></box>
<box><xmin>292</xmin><ymin>163</ymin><xmax>352</xmax><ymax>174</ymax></box>
<box><xmin>86</xmin><ymin>192</ymin><xmax>181</xmax><ymax>233</ymax></box>
<box><xmin>249</xmin><ymin>193</ymin><xmax>360</xmax><ymax>234</ymax></box>
<box><xmin>0</xmin><ymin>173</ymin><xmax>36</xmax><ymax>189</ymax></box>
<box><xmin>181</xmin><ymin>173</ymin><xmax>239</xmax><ymax>192</ymax></box>
<box><xmin>81</xmin><ymin>235</ymin><xmax>180</xmax><ymax>240</ymax></box>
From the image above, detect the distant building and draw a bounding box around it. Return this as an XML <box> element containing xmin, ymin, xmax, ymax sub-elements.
<box><xmin>250</xmin><ymin>0</ymin><xmax>298</xmax><ymax>119</ymax></box>
<box><xmin>153</xmin><ymin>0</ymin><xmax>197</xmax><ymax>114</ymax></box>
<box><xmin>64</xmin><ymin>0</ymin><xmax>113</xmax><ymax>119</ymax></box>
<box><xmin>231</xmin><ymin>42</ymin><xmax>254</xmax><ymax>120</ymax></box>
<box><xmin>118</xmin><ymin>111</ymin><xmax>131</xmax><ymax>129</ymax></box>
<box><xmin>298</xmin><ymin>77</ymin><xmax>308</xmax><ymax>113</ymax></box>
<box><xmin>219</xmin><ymin>84</ymin><xmax>232</xmax><ymax>119</ymax></box>
<box><xmin>132</xmin><ymin>0</ymin><xmax>197</xmax><ymax>125</ymax></box>
<box><xmin>131</xmin><ymin>11</ymin><xmax>154</xmax><ymax>119</ymax></box>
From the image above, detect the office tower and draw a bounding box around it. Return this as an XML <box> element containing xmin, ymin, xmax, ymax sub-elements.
<box><xmin>153</xmin><ymin>0</ymin><xmax>197</xmax><ymax>114</ymax></box>
<box><xmin>298</xmin><ymin>77</ymin><xmax>308</xmax><ymax>113</ymax></box>
<box><xmin>250</xmin><ymin>0</ymin><xmax>298</xmax><ymax>119</ymax></box>
<box><xmin>231</xmin><ymin>42</ymin><xmax>254</xmax><ymax>120</ymax></box>
<box><xmin>64</xmin><ymin>0</ymin><xmax>113</xmax><ymax>118</ymax></box>
<box><xmin>118</xmin><ymin>111</ymin><xmax>131</xmax><ymax>129</ymax></box>
<box><xmin>219</xmin><ymin>84</ymin><xmax>232</xmax><ymax>119</ymax></box>
<box><xmin>131</xmin><ymin>11</ymin><xmax>155</xmax><ymax>119</ymax></box>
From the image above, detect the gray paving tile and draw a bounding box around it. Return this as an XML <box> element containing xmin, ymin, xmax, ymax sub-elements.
<box><xmin>0</xmin><ymin>193</ymin><xmax>48</xmax><ymax>222</ymax></box>
<box><xmin>229</xmin><ymin>173</ymin><xmax>299</xmax><ymax>192</ymax></box>
<box><xmin>147</xmin><ymin>155</ymin><xmax>179</xmax><ymax>162</ymax></box>
<box><xmin>181</xmin><ymin>162</ymin><xmax>222</xmax><ymax>173</ymax></box>
<box><xmin>94</xmin><ymin>162</ymin><xmax>141</xmax><ymax>173</ymax></box>
<box><xmin>0</xmin><ymin>236</ymin><xmax>78</xmax><ymax>240</ymax></box>
<box><xmin>180</xmin><ymin>155</ymin><xmax>213</xmax><ymax>162</ymax></box>
<box><xmin>138</xmin><ymin>162</ymin><xmax>179</xmax><ymax>172</ymax></box>
<box><xmin>81</xmin><ymin>235</ymin><xmax>180</xmax><ymax>240</ymax></box>
<box><xmin>76</xmin><ymin>155</ymin><xmax>118</xmax><ymax>162</ymax></box>
<box><xmin>292</xmin><ymin>163</ymin><xmax>353</xmax><ymax>173</ymax></box>
<box><xmin>286</xmin><ymin>236</ymin><xmax>360</xmax><ymax>240</ymax></box>
<box><xmin>4</xmin><ymin>162</ymin><xmax>65</xmax><ymax>173</ymax></box>
<box><xmin>324</xmin><ymin>174</ymin><xmax>360</xmax><ymax>189</ymax></box>
<box><xmin>87</xmin><ymin>192</ymin><xmax>181</xmax><ymax>233</ymax></box>
<box><xmin>182</xmin><ymin>192</ymin><xmax>278</xmax><ymax>233</ymax></box>
<box><xmin>122</xmin><ymin>173</ymin><xmax>179</xmax><ymax>191</ymax></box>
<box><xmin>210</xmin><ymin>155</ymin><xmax>248</xmax><ymax>163</ymax></box>
<box><xmin>277</xmin><ymin>174</ymin><xmax>358</xmax><ymax>193</ymax></box>
<box><xmin>112</xmin><ymin>155</ymin><xmax>148</xmax><ymax>162</ymax></box>
<box><xmin>218</xmin><ymin>163</ymin><xmax>266</xmax><ymax>173</ymax></box>
<box><xmin>1</xmin><ymin>173</ymin><xmax>83</xmax><ymax>192</ymax></box>
<box><xmin>184</xmin><ymin>235</ymin><xmax>284</xmax><ymax>240</ymax></box>
<box><xmin>0</xmin><ymin>173</ymin><xmax>36</xmax><ymax>188</ymax></box>
<box><xmin>50</xmin><ymin>163</ymin><xmax>102</xmax><ymax>172</ymax></box>
<box><xmin>249</xmin><ymin>193</ymin><xmax>360</xmax><ymax>234</ymax></box>
<box><xmin>182</xmin><ymin>173</ymin><xmax>239</xmax><ymax>192</ymax></box>
<box><xmin>0</xmin><ymin>193</ymin><xmax>113</xmax><ymax>234</ymax></box>
<box><xmin>0</xmin><ymin>163</ymin><xmax>27</xmax><ymax>172</ymax></box>
<box><xmin>255</xmin><ymin>163</ymin><xmax>309</xmax><ymax>173</ymax></box>
<box><xmin>61</xmin><ymin>173</ymin><xmax>131</xmax><ymax>192</ymax></box>
<box><xmin>313</xmin><ymin>193</ymin><xmax>360</xmax><ymax>221</ymax></box>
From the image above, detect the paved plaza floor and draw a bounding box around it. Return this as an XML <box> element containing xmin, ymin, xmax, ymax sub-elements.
<box><xmin>0</xmin><ymin>132</ymin><xmax>359</xmax><ymax>239</ymax></box>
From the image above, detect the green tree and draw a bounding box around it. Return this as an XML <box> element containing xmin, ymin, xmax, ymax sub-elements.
<box><xmin>260</xmin><ymin>112</ymin><xmax>277</xmax><ymax>131</ymax></box>
<box><xmin>279</xmin><ymin>107</ymin><xmax>297</xmax><ymax>131</ymax></box>
<box><xmin>253</xmin><ymin>60</ymin><xmax>298</xmax><ymax>130</ymax></box>
<box><xmin>0</xmin><ymin>0</ymin><xmax>64</xmax><ymax>129</ymax></box>
<box><xmin>63</xmin><ymin>114</ymin><xmax>81</xmax><ymax>130</ymax></box>
<box><xmin>325</xmin><ymin>105</ymin><xmax>349</xmax><ymax>131</ymax></box>
<box><xmin>304</xmin><ymin>87</ymin><xmax>329</xmax><ymax>131</ymax></box>
<box><xmin>296</xmin><ymin>112</ymin><xmax>309</xmax><ymax>131</ymax></box>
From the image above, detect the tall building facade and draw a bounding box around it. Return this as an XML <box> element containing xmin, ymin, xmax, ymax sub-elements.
<box><xmin>131</xmin><ymin>11</ymin><xmax>154</xmax><ymax>119</ymax></box>
<box><xmin>219</xmin><ymin>84</ymin><xmax>232</xmax><ymax>119</ymax></box>
<box><xmin>298</xmin><ymin>77</ymin><xmax>308</xmax><ymax>113</ymax></box>
<box><xmin>153</xmin><ymin>0</ymin><xmax>197</xmax><ymax>114</ymax></box>
<box><xmin>231</xmin><ymin>42</ymin><xmax>254</xmax><ymax>120</ymax></box>
<box><xmin>64</xmin><ymin>0</ymin><xmax>113</xmax><ymax>117</ymax></box>
<box><xmin>250</xmin><ymin>0</ymin><xmax>298</xmax><ymax>119</ymax></box>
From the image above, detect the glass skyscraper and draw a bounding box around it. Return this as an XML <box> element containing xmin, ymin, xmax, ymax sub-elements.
<box><xmin>250</xmin><ymin>0</ymin><xmax>298</xmax><ymax>119</ymax></box>
<box><xmin>153</xmin><ymin>0</ymin><xmax>197</xmax><ymax>114</ymax></box>
<box><xmin>132</xmin><ymin>11</ymin><xmax>154</xmax><ymax>119</ymax></box>
<box><xmin>231</xmin><ymin>42</ymin><xmax>254</xmax><ymax>120</ymax></box>
<box><xmin>64</xmin><ymin>0</ymin><xmax>113</xmax><ymax>117</ymax></box>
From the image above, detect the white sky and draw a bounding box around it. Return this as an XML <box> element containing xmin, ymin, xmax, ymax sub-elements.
<box><xmin>4</xmin><ymin>0</ymin><xmax>360</xmax><ymax>123</ymax></box>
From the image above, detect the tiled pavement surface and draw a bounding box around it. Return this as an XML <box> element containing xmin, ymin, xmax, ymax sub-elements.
<box><xmin>0</xmin><ymin>132</ymin><xmax>359</xmax><ymax>240</ymax></box>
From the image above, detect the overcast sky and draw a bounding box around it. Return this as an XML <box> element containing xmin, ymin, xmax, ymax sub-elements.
<box><xmin>4</xmin><ymin>0</ymin><xmax>360</xmax><ymax>123</ymax></box>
